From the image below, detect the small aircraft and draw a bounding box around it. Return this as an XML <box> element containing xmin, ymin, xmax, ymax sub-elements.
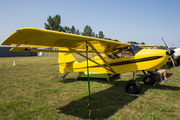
<box><xmin>1</xmin><ymin>28</ymin><xmax>173</xmax><ymax>94</ymax></box>
<box><xmin>174</xmin><ymin>48</ymin><xmax>180</xmax><ymax>64</ymax></box>
<box><xmin>174</xmin><ymin>48</ymin><xmax>180</xmax><ymax>57</ymax></box>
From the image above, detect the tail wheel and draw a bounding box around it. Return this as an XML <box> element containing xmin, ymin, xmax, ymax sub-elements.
<box><xmin>143</xmin><ymin>73</ymin><xmax>156</xmax><ymax>85</ymax></box>
<box><xmin>125</xmin><ymin>80</ymin><xmax>141</xmax><ymax>94</ymax></box>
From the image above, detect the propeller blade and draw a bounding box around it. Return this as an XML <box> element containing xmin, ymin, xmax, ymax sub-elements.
<box><xmin>161</xmin><ymin>38</ymin><xmax>171</xmax><ymax>55</ymax></box>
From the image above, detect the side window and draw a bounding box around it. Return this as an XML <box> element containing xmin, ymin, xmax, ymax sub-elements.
<box><xmin>131</xmin><ymin>44</ymin><xmax>143</xmax><ymax>55</ymax></box>
<box><xmin>121</xmin><ymin>46</ymin><xmax>134</xmax><ymax>57</ymax></box>
<box><xmin>107</xmin><ymin>46</ymin><xmax>134</xmax><ymax>59</ymax></box>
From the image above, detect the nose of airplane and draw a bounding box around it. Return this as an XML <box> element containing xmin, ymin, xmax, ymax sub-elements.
<box><xmin>166</xmin><ymin>49</ymin><xmax>175</xmax><ymax>55</ymax></box>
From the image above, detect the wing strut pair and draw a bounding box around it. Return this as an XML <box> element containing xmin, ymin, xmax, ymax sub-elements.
<box><xmin>70</xmin><ymin>41</ymin><xmax>116</xmax><ymax>74</ymax></box>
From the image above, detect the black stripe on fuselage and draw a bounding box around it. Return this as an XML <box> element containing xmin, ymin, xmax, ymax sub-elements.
<box><xmin>74</xmin><ymin>56</ymin><xmax>163</xmax><ymax>69</ymax></box>
<box><xmin>110</xmin><ymin>56</ymin><xmax>163</xmax><ymax>66</ymax></box>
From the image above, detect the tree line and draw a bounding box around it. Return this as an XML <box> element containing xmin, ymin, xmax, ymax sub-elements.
<box><xmin>44</xmin><ymin>14</ymin><xmax>106</xmax><ymax>39</ymax></box>
<box><xmin>44</xmin><ymin>14</ymin><xmax>145</xmax><ymax>44</ymax></box>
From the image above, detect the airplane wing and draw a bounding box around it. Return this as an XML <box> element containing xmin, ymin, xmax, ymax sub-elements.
<box><xmin>2</xmin><ymin>27</ymin><xmax>130</xmax><ymax>53</ymax></box>
<box><xmin>2</xmin><ymin>27</ymin><xmax>131</xmax><ymax>74</ymax></box>
<box><xmin>140</xmin><ymin>44</ymin><xmax>165</xmax><ymax>48</ymax></box>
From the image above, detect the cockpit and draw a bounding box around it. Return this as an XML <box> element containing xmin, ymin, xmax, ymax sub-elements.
<box><xmin>131</xmin><ymin>44</ymin><xmax>143</xmax><ymax>55</ymax></box>
<box><xmin>107</xmin><ymin>44</ymin><xmax>144</xmax><ymax>59</ymax></box>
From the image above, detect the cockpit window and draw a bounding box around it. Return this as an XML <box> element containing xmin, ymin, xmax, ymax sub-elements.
<box><xmin>107</xmin><ymin>46</ymin><xmax>132</xmax><ymax>59</ymax></box>
<box><xmin>131</xmin><ymin>44</ymin><xmax>143</xmax><ymax>55</ymax></box>
<box><xmin>107</xmin><ymin>44</ymin><xmax>143</xmax><ymax>59</ymax></box>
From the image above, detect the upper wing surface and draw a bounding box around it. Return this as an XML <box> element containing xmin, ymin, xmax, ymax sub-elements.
<box><xmin>2</xmin><ymin>27</ymin><xmax>130</xmax><ymax>52</ymax></box>
<box><xmin>140</xmin><ymin>44</ymin><xmax>163</xmax><ymax>48</ymax></box>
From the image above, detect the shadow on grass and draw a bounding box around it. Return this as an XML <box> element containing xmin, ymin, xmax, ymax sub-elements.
<box><xmin>56</xmin><ymin>73</ymin><xmax>179</xmax><ymax>119</ymax></box>
<box><xmin>56</xmin><ymin>74</ymin><xmax>121</xmax><ymax>83</ymax></box>
<box><xmin>57</xmin><ymin>80</ymin><xmax>136</xmax><ymax>119</ymax></box>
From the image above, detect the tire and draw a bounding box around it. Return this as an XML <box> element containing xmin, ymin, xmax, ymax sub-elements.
<box><xmin>125</xmin><ymin>80</ymin><xmax>141</xmax><ymax>94</ymax></box>
<box><xmin>176</xmin><ymin>56</ymin><xmax>180</xmax><ymax>65</ymax></box>
<box><xmin>169</xmin><ymin>61</ymin><xmax>173</xmax><ymax>67</ymax></box>
<box><xmin>143</xmin><ymin>73</ymin><xmax>156</xmax><ymax>85</ymax></box>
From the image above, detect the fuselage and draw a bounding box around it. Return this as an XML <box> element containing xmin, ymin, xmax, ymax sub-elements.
<box><xmin>60</xmin><ymin>45</ymin><xmax>169</xmax><ymax>74</ymax></box>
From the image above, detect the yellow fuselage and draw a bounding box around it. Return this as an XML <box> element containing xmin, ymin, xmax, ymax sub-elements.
<box><xmin>59</xmin><ymin>48</ymin><xmax>169</xmax><ymax>74</ymax></box>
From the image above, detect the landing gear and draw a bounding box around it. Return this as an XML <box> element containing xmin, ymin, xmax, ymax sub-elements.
<box><xmin>125</xmin><ymin>80</ymin><xmax>141</xmax><ymax>94</ymax></box>
<box><xmin>142</xmin><ymin>70</ymin><xmax>156</xmax><ymax>85</ymax></box>
<box><xmin>61</xmin><ymin>73</ymin><xmax>68</xmax><ymax>79</ymax></box>
<box><xmin>176</xmin><ymin>56</ymin><xmax>180</xmax><ymax>65</ymax></box>
<box><xmin>125</xmin><ymin>70</ymin><xmax>157</xmax><ymax>94</ymax></box>
<box><xmin>143</xmin><ymin>73</ymin><xmax>156</xmax><ymax>85</ymax></box>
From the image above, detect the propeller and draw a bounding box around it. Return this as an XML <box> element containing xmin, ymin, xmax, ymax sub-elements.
<box><xmin>161</xmin><ymin>38</ymin><xmax>175</xmax><ymax>55</ymax></box>
<box><xmin>161</xmin><ymin>38</ymin><xmax>176</xmax><ymax>67</ymax></box>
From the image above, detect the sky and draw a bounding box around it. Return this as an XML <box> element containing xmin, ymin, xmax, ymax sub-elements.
<box><xmin>0</xmin><ymin>0</ymin><xmax>180</xmax><ymax>47</ymax></box>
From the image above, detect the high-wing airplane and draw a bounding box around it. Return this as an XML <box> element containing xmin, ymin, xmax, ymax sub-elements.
<box><xmin>1</xmin><ymin>28</ymin><xmax>172</xmax><ymax>94</ymax></box>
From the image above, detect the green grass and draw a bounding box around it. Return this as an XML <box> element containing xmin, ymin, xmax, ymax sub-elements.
<box><xmin>1</xmin><ymin>55</ymin><xmax>180</xmax><ymax>119</ymax></box>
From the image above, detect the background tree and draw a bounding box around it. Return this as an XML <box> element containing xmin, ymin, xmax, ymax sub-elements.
<box><xmin>113</xmin><ymin>39</ymin><xmax>119</xmax><ymax>42</ymax></box>
<box><xmin>91</xmin><ymin>32</ymin><xmax>95</xmax><ymax>37</ymax></box>
<box><xmin>76</xmin><ymin>29</ymin><xmax>80</xmax><ymax>35</ymax></box>
<box><xmin>127</xmin><ymin>41</ymin><xmax>139</xmax><ymax>44</ymax></box>
<box><xmin>141</xmin><ymin>42</ymin><xmax>145</xmax><ymax>45</ymax></box>
<box><xmin>82</xmin><ymin>25</ymin><xmax>93</xmax><ymax>37</ymax></box>
<box><xmin>63</xmin><ymin>26</ymin><xmax>71</xmax><ymax>33</ymax></box>
<box><xmin>104</xmin><ymin>38</ymin><xmax>112</xmax><ymax>40</ymax></box>
<box><xmin>44</xmin><ymin>15</ymin><xmax>115</xmax><ymax>40</ymax></box>
<box><xmin>98</xmin><ymin>31</ymin><xmax>104</xmax><ymax>39</ymax></box>
<box><xmin>71</xmin><ymin>25</ymin><xmax>76</xmax><ymax>34</ymax></box>
<box><xmin>44</xmin><ymin>14</ymin><xmax>62</xmax><ymax>31</ymax></box>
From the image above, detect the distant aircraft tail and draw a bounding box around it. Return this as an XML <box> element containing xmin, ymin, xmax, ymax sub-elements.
<box><xmin>58</xmin><ymin>48</ymin><xmax>77</xmax><ymax>73</ymax></box>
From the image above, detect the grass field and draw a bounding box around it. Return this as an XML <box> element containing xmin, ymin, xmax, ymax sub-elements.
<box><xmin>1</xmin><ymin>55</ymin><xmax>180</xmax><ymax>119</ymax></box>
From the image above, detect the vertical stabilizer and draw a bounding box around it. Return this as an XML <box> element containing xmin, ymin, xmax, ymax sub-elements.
<box><xmin>58</xmin><ymin>48</ymin><xmax>76</xmax><ymax>73</ymax></box>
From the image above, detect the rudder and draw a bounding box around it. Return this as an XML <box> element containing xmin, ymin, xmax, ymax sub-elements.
<box><xmin>58</xmin><ymin>48</ymin><xmax>76</xmax><ymax>73</ymax></box>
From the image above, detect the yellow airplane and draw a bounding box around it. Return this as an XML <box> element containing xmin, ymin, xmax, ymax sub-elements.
<box><xmin>1</xmin><ymin>27</ymin><xmax>172</xmax><ymax>94</ymax></box>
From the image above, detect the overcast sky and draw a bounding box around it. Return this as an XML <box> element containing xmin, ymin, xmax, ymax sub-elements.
<box><xmin>0</xmin><ymin>0</ymin><xmax>180</xmax><ymax>47</ymax></box>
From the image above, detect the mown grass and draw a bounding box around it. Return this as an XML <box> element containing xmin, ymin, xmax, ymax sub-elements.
<box><xmin>0</xmin><ymin>55</ymin><xmax>180</xmax><ymax>119</ymax></box>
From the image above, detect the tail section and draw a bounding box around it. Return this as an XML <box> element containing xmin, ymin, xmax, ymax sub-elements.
<box><xmin>58</xmin><ymin>48</ymin><xmax>77</xmax><ymax>73</ymax></box>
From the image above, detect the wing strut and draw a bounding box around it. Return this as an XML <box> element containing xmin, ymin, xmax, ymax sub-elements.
<box><xmin>86</xmin><ymin>41</ymin><xmax>91</xmax><ymax>107</ymax></box>
<box><xmin>85</xmin><ymin>41</ymin><xmax>101</xmax><ymax>116</ymax></box>
<box><xmin>86</xmin><ymin>41</ymin><xmax>116</xmax><ymax>74</ymax></box>
<box><xmin>68</xmin><ymin>48</ymin><xmax>114</xmax><ymax>73</ymax></box>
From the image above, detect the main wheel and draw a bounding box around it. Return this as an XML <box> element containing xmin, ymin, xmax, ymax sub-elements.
<box><xmin>143</xmin><ymin>73</ymin><xmax>156</xmax><ymax>85</ymax></box>
<box><xmin>176</xmin><ymin>56</ymin><xmax>180</xmax><ymax>65</ymax></box>
<box><xmin>125</xmin><ymin>80</ymin><xmax>141</xmax><ymax>94</ymax></box>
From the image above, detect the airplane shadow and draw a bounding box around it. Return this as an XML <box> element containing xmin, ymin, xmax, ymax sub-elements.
<box><xmin>57</xmin><ymin>80</ymin><xmax>137</xmax><ymax>119</ymax></box>
<box><xmin>56</xmin><ymin>72</ymin><xmax>179</xmax><ymax>119</ymax></box>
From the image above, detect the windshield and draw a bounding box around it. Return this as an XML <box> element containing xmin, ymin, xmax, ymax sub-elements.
<box><xmin>131</xmin><ymin>44</ymin><xmax>143</xmax><ymax>55</ymax></box>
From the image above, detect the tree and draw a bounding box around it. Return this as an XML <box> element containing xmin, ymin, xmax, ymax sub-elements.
<box><xmin>44</xmin><ymin>14</ymin><xmax>62</xmax><ymax>31</ymax></box>
<box><xmin>141</xmin><ymin>42</ymin><xmax>145</xmax><ymax>45</ymax></box>
<box><xmin>76</xmin><ymin>29</ymin><xmax>80</xmax><ymax>35</ymax></box>
<box><xmin>127</xmin><ymin>41</ymin><xmax>139</xmax><ymax>44</ymax></box>
<box><xmin>71</xmin><ymin>25</ymin><xmax>76</xmax><ymax>34</ymax></box>
<box><xmin>63</xmin><ymin>26</ymin><xmax>71</xmax><ymax>33</ymax></box>
<box><xmin>98</xmin><ymin>31</ymin><xmax>104</xmax><ymax>39</ymax></box>
<box><xmin>104</xmin><ymin>38</ymin><xmax>112</xmax><ymax>40</ymax></box>
<box><xmin>91</xmin><ymin>32</ymin><xmax>95</xmax><ymax>37</ymax></box>
<box><xmin>114</xmin><ymin>39</ymin><xmax>119</xmax><ymax>42</ymax></box>
<box><xmin>82</xmin><ymin>25</ymin><xmax>93</xmax><ymax>37</ymax></box>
